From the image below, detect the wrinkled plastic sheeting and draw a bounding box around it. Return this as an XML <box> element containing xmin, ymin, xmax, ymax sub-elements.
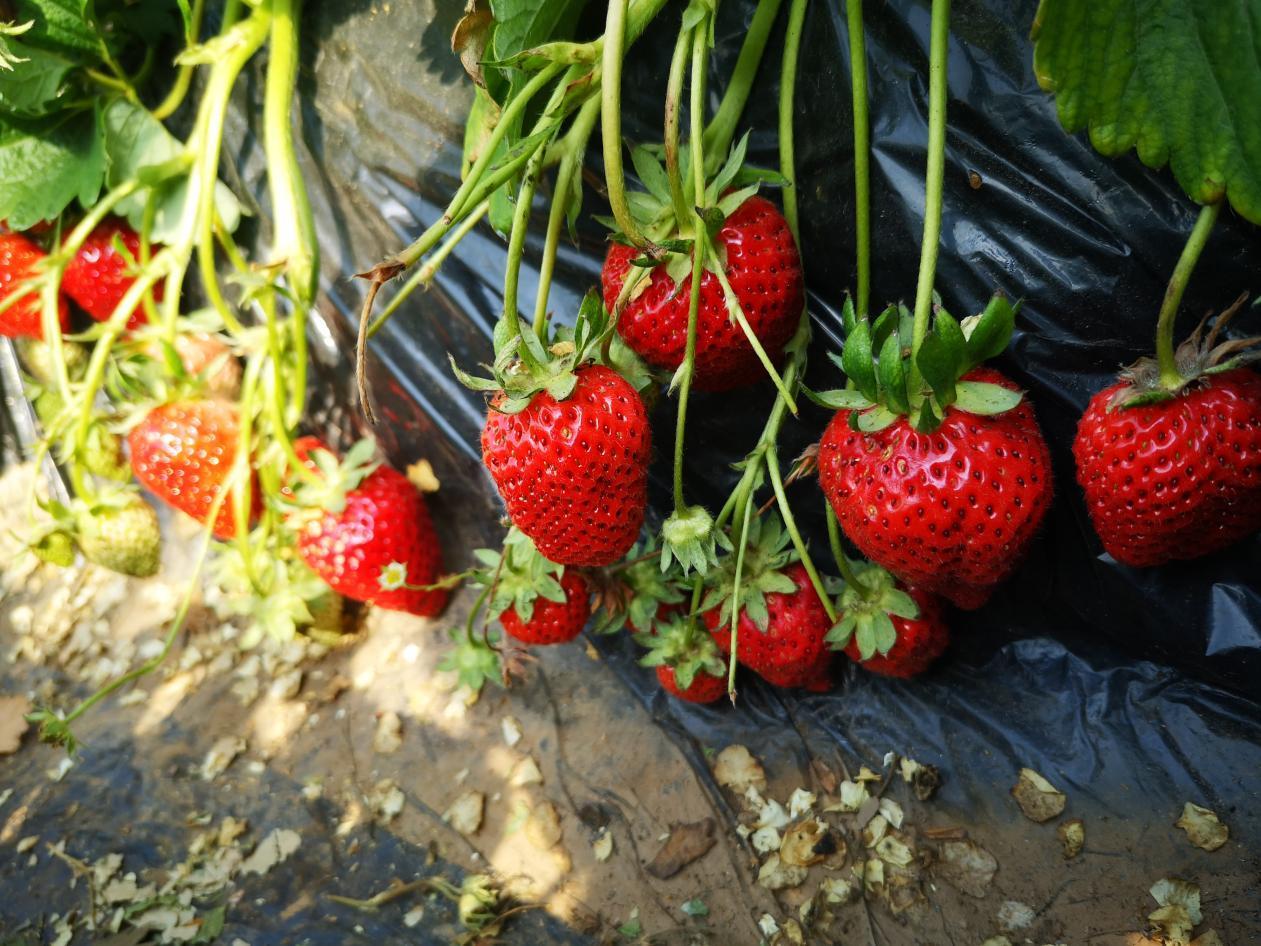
<box><xmin>240</xmin><ymin>0</ymin><xmax>1261</xmax><ymax>840</ymax></box>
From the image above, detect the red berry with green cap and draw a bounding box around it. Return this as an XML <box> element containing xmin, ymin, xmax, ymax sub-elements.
<box><xmin>500</xmin><ymin>569</ymin><xmax>591</xmax><ymax>645</ymax></box>
<box><xmin>816</xmin><ymin>294</ymin><xmax>1053</xmax><ymax>610</ymax></box>
<box><xmin>828</xmin><ymin>563</ymin><xmax>949</xmax><ymax>678</ymax></box>
<box><xmin>700</xmin><ymin>516</ymin><xmax>833</xmax><ymax>689</ymax></box>
<box><xmin>638</xmin><ymin>613</ymin><xmax>728</xmax><ymax>704</ymax></box>
<box><xmin>602</xmin><ymin>195</ymin><xmax>803</xmax><ymax>391</ymax></box>
<box><xmin>291</xmin><ymin>438</ymin><xmax>448</xmax><ymax>617</ymax></box>
<box><xmin>1073</xmin><ymin>293</ymin><xmax>1261</xmax><ymax>567</ymax></box>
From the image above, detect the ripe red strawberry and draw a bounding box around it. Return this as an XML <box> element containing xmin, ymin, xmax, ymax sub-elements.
<box><xmin>841</xmin><ymin>586</ymin><xmax>948</xmax><ymax>678</ymax></box>
<box><xmin>499</xmin><ymin>569</ymin><xmax>590</xmax><ymax>645</ymax></box>
<box><xmin>292</xmin><ymin>438</ymin><xmax>448</xmax><ymax>617</ymax></box>
<box><xmin>128</xmin><ymin>400</ymin><xmax>258</xmax><ymax>539</ymax></box>
<box><xmin>601</xmin><ymin>196</ymin><xmax>803</xmax><ymax>391</ymax></box>
<box><xmin>144</xmin><ymin>333</ymin><xmax>241</xmax><ymax>398</ymax></box>
<box><xmin>705</xmin><ymin>563</ymin><xmax>832</xmax><ymax>689</ymax></box>
<box><xmin>0</xmin><ymin>233</ymin><xmax>69</xmax><ymax>339</ymax></box>
<box><xmin>656</xmin><ymin>664</ymin><xmax>727</xmax><ymax>703</ymax></box>
<box><xmin>482</xmin><ymin>364</ymin><xmax>650</xmax><ymax>567</ymax></box>
<box><xmin>62</xmin><ymin>218</ymin><xmax>162</xmax><ymax>330</ymax></box>
<box><xmin>819</xmin><ymin>368</ymin><xmax>1052</xmax><ymax>610</ymax></box>
<box><xmin>1074</xmin><ymin>368</ymin><xmax>1261</xmax><ymax>566</ymax></box>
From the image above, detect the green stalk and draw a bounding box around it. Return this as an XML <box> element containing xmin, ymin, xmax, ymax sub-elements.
<box><xmin>602</xmin><ymin>0</ymin><xmax>652</xmax><ymax>248</ymax></box>
<box><xmin>779</xmin><ymin>0</ymin><xmax>807</xmax><ymax>245</ymax></box>
<box><xmin>664</xmin><ymin>22</ymin><xmax>694</xmax><ymax>226</ymax></box>
<box><xmin>372</xmin><ymin>198</ymin><xmax>491</xmax><ymax>335</ymax></box>
<box><xmin>151</xmin><ymin>0</ymin><xmax>207</xmax><ymax>120</ymax></box>
<box><xmin>1155</xmin><ymin>201</ymin><xmax>1222</xmax><ymax>387</ymax></box>
<box><xmin>670</xmin><ymin>19</ymin><xmax>713</xmax><ymax>513</ymax></box>
<box><xmin>826</xmin><ymin>503</ymin><xmax>870</xmax><ymax>599</ymax></box>
<box><xmin>501</xmin><ymin>147</ymin><xmax>547</xmax><ymax>366</ymax></box>
<box><xmin>264</xmin><ymin>0</ymin><xmax>318</xmax><ymax>424</ymax></box>
<box><xmin>766</xmin><ymin>446</ymin><xmax>836</xmax><ymax>621</ymax></box>
<box><xmin>910</xmin><ymin>0</ymin><xmax>950</xmax><ymax>363</ymax></box>
<box><xmin>533</xmin><ymin>95</ymin><xmax>601</xmax><ymax>338</ymax></box>
<box><xmin>673</xmin><ymin>233</ymin><xmax>706</xmax><ymax>511</ymax></box>
<box><xmin>726</xmin><ymin>491</ymin><xmax>755</xmax><ymax>698</ymax></box>
<box><xmin>846</xmin><ymin>0</ymin><xmax>871</xmax><ymax>317</ymax></box>
<box><xmin>231</xmin><ymin>353</ymin><xmax>264</xmax><ymax>583</ymax></box>
<box><xmin>702</xmin><ymin>0</ymin><xmax>786</xmax><ymax>167</ymax></box>
<box><xmin>49</xmin><ymin>470</ymin><xmax>237</xmax><ymax>739</ymax></box>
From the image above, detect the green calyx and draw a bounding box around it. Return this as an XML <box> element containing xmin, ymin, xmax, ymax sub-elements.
<box><xmin>289</xmin><ymin>438</ymin><xmax>379</xmax><ymax>515</ymax></box>
<box><xmin>635</xmin><ymin>614</ymin><xmax>725</xmax><ymax>690</ymax></box>
<box><xmin>437</xmin><ymin>626</ymin><xmax>503</xmax><ymax>693</ymax></box>
<box><xmin>471</xmin><ymin>528</ymin><xmax>568</xmax><ymax>626</ymax></box>
<box><xmin>809</xmin><ymin>291</ymin><xmax>1024</xmax><ymax>433</ymax></box>
<box><xmin>661</xmin><ymin>504</ymin><xmax>730</xmax><ymax>577</ymax></box>
<box><xmin>825</xmin><ymin>562</ymin><xmax>919</xmax><ymax>660</ymax></box>
<box><xmin>1108</xmin><ymin>292</ymin><xmax>1261</xmax><ymax>411</ymax></box>
<box><xmin>452</xmin><ymin>290</ymin><xmax>615</xmax><ymax>414</ymax></box>
<box><xmin>599</xmin><ymin>133</ymin><xmax>787</xmax><ymax>285</ymax></box>
<box><xmin>700</xmin><ymin>513</ymin><xmax>796</xmax><ymax>632</ymax></box>
<box><xmin>593</xmin><ymin>538</ymin><xmax>687</xmax><ymax>635</ymax></box>
<box><xmin>210</xmin><ymin>545</ymin><xmax>333</xmax><ymax>647</ymax></box>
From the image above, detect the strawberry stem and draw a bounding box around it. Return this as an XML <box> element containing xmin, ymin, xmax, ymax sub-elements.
<box><xmin>727</xmin><ymin>492</ymin><xmax>755</xmax><ymax>699</ymax></box>
<box><xmin>1155</xmin><ymin>200</ymin><xmax>1222</xmax><ymax>388</ymax></box>
<box><xmin>846</xmin><ymin>0</ymin><xmax>872</xmax><ymax>318</ymax></box>
<box><xmin>664</xmin><ymin>22</ymin><xmax>694</xmax><ymax>229</ymax></box>
<box><xmin>701</xmin><ymin>0</ymin><xmax>786</xmax><ymax>170</ymax></box>
<box><xmin>533</xmin><ymin>96</ymin><xmax>601</xmax><ymax>339</ymax></box>
<box><xmin>778</xmin><ymin>0</ymin><xmax>807</xmax><ymax>246</ymax></box>
<box><xmin>766</xmin><ymin>446</ymin><xmax>837</xmax><ymax>622</ymax></box>
<box><xmin>372</xmin><ymin>199</ymin><xmax>491</xmax><ymax>335</ymax></box>
<box><xmin>150</xmin><ymin>0</ymin><xmax>206</xmax><ymax>120</ymax></box>
<box><xmin>909</xmin><ymin>0</ymin><xmax>951</xmax><ymax>377</ymax></box>
<box><xmin>826</xmin><ymin>502</ymin><xmax>871</xmax><ymax>600</ymax></box>
<box><xmin>602</xmin><ymin>0</ymin><xmax>653</xmax><ymax>250</ymax></box>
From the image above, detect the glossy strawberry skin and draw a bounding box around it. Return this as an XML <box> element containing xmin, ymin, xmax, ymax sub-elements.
<box><xmin>705</xmin><ymin>563</ymin><xmax>833</xmax><ymax>689</ymax></box>
<box><xmin>843</xmin><ymin>588</ymin><xmax>949</xmax><ymax>678</ymax></box>
<box><xmin>500</xmin><ymin>570</ymin><xmax>591</xmax><ymax>645</ymax></box>
<box><xmin>482</xmin><ymin>365</ymin><xmax>650</xmax><ymax>567</ymax></box>
<box><xmin>656</xmin><ymin>664</ymin><xmax>727</xmax><ymax>703</ymax></box>
<box><xmin>293</xmin><ymin>439</ymin><xmax>448</xmax><ymax>617</ymax></box>
<box><xmin>0</xmin><ymin>233</ymin><xmax>69</xmax><ymax>339</ymax></box>
<box><xmin>128</xmin><ymin>400</ymin><xmax>258</xmax><ymax>539</ymax></box>
<box><xmin>62</xmin><ymin>218</ymin><xmax>163</xmax><ymax>330</ymax></box>
<box><xmin>601</xmin><ymin>196</ymin><xmax>803</xmax><ymax>392</ymax></box>
<box><xmin>1073</xmin><ymin>368</ymin><xmax>1261</xmax><ymax>567</ymax></box>
<box><xmin>819</xmin><ymin>368</ymin><xmax>1052</xmax><ymax>610</ymax></box>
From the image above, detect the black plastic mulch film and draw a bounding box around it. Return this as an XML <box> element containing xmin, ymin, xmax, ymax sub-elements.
<box><xmin>228</xmin><ymin>0</ymin><xmax>1261</xmax><ymax>884</ymax></box>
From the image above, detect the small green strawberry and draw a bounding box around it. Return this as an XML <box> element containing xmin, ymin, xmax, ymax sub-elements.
<box><xmin>75</xmin><ymin>494</ymin><xmax>161</xmax><ymax>577</ymax></box>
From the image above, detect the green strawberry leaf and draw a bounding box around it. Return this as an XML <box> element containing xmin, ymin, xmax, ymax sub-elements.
<box><xmin>855</xmin><ymin>615</ymin><xmax>876</xmax><ymax>660</ymax></box>
<box><xmin>826</xmin><ymin>612</ymin><xmax>858</xmax><ymax>648</ymax></box>
<box><xmin>962</xmin><ymin>292</ymin><xmax>1017</xmax><ymax>368</ymax></box>
<box><xmin>840</xmin><ymin>319</ymin><xmax>877</xmax><ymax>400</ymax></box>
<box><xmin>0</xmin><ymin>108</ymin><xmax>103</xmax><ymax>230</ymax></box>
<box><xmin>915</xmin><ymin>329</ymin><xmax>959</xmax><ymax>407</ymax></box>
<box><xmin>104</xmin><ymin>99</ymin><xmax>243</xmax><ymax>241</ymax></box>
<box><xmin>876</xmin><ymin>330</ymin><xmax>909</xmax><ymax>414</ymax></box>
<box><xmin>1033</xmin><ymin>0</ymin><xmax>1261</xmax><ymax>222</ymax></box>
<box><xmin>488</xmin><ymin>0</ymin><xmax>586</xmax><ymax>100</ymax></box>
<box><xmin>953</xmin><ymin>380</ymin><xmax>1023</xmax><ymax>415</ymax></box>
<box><xmin>0</xmin><ymin>40</ymin><xmax>76</xmax><ymax>116</ymax></box>
<box><xmin>12</xmin><ymin>0</ymin><xmax>97</xmax><ymax>59</ymax></box>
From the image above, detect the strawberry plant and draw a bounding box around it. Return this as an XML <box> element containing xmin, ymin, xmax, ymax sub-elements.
<box><xmin>1</xmin><ymin>0</ymin><xmax>412</xmax><ymax>753</ymax></box>
<box><xmin>1036</xmin><ymin>0</ymin><xmax>1261</xmax><ymax>566</ymax></box>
